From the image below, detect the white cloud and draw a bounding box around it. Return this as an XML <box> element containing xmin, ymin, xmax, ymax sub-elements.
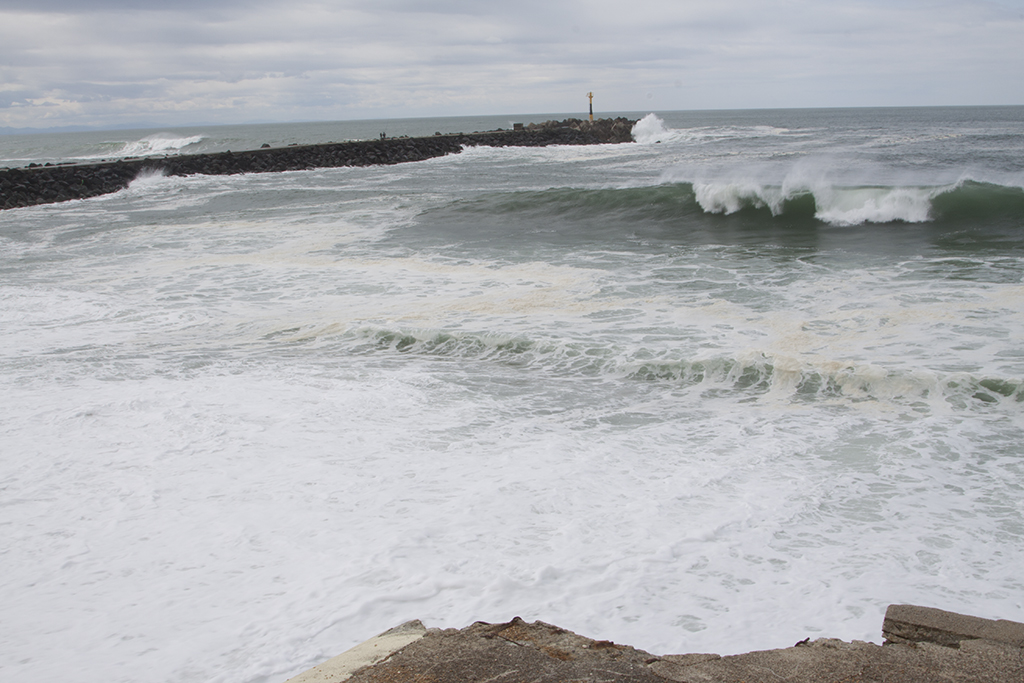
<box><xmin>1</xmin><ymin>1</ymin><xmax>1022</xmax><ymax>129</ymax></box>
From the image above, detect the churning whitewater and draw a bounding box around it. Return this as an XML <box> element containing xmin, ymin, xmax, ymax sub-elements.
<box><xmin>1</xmin><ymin>107</ymin><xmax>1023</xmax><ymax>683</ymax></box>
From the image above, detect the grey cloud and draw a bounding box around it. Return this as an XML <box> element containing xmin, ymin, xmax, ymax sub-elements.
<box><xmin>0</xmin><ymin>94</ymin><xmax>30</xmax><ymax>109</ymax></box>
<box><xmin>1</xmin><ymin>0</ymin><xmax>1022</xmax><ymax>129</ymax></box>
<box><xmin>0</xmin><ymin>0</ymin><xmax>268</xmax><ymax>10</ymax></box>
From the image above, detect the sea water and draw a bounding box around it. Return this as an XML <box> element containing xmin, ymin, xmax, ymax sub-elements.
<box><xmin>1</xmin><ymin>107</ymin><xmax>1023</xmax><ymax>683</ymax></box>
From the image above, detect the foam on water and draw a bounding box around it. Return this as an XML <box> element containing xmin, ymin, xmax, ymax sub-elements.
<box><xmin>2</xmin><ymin>108</ymin><xmax>1024</xmax><ymax>683</ymax></box>
<box><xmin>632</xmin><ymin>113</ymin><xmax>673</xmax><ymax>144</ymax></box>
<box><xmin>632</xmin><ymin>113</ymin><xmax>796</xmax><ymax>147</ymax></box>
<box><xmin>690</xmin><ymin>180</ymin><xmax>942</xmax><ymax>224</ymax></box>
<box><xmin>813</xmin><ymin>185</ymin><xmax>937</xmax><ymax>225</ymax></box>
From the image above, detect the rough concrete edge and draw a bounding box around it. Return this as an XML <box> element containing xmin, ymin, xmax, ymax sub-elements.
<box><xmin>284</xmin><ymin>620</ymin><xmax>428</xmax><ymax>683</ymax></box>
<box><xmin>883</xmin><ymin>604</ymin><xmax>1024</xmax><ymax>649</ymax></box>
<box><xmin>284</xmin><ymin>605</ymin><xmax>1024</xmax><ymax>682</ymax></box>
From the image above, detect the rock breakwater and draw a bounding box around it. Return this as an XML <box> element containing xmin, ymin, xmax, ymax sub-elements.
<box><xmin>0</xmin><ymin>117</ymin><xmax>635</xmax><ymax>211</ymax></box>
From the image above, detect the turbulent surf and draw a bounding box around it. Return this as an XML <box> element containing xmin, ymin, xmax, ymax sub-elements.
<box><xmin>1</xmin><ymin>107</ymin><xmax>1023</xmax><ymax>683</ymax></box>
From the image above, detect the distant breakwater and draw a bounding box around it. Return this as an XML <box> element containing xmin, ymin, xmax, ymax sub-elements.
<box><xmin>0</xmin><ymin>117</ymin><xmax>635</xmax><ymax>211</ymax></box>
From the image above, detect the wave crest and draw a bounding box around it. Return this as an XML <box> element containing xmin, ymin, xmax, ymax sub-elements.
<box><xmin>632</xmin><ymin>113</ymin><xmax>673</xmax><ymax>144</ymax></box>
<box><xmin>118</xmin><ymin>133</ymin><xmax>204</xmax><ymax>158</ymax></box>
<box><xmin>690</xmin><ymin>179</ymin><xmax>1024</xmax><ymax>226</ymax></box>
<box><xmin>435</xmin><ymin>179</ymin><xmax>1024</xmax><ymax>230</ymax></box>
<box><xmin>632</xmin><ymin>113</ymin><xmax>795</xmax><ymax>145</ymax></box>
<box><xmin>266</xmin><ymin>324</ymin><xmax>1024</xmax><ymax>411</ymax></box>
<box><xmin>693</xmin><ymin>181</ymin><xmax>790</xmax><ymax>216</ymax></box>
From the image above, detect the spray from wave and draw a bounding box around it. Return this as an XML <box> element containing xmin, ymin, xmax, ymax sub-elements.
<box><xmin>632</xmin><ymin>114</ymin><xmax>1024</xmax><ymax>225</ymax></box>
<box><xmin>127</xmin><ymin>167</ymin><xmax>168</xmax><ymax>188</ymax></box>
<box><xmin>658</xmin><ymin>150</ymin><xmax>1024</xmax><ymax>225</ymax></box>
<box><xmin>632</xmin><ymin>113</ymin><xmax>673</xmax><ymax>144</ymax></box>
<box><xmin>691</xmin><ymin>181</ymin><xmax>940</xmax><ymax>225</ymax></box>
<box><xmin>119</xmin><ymin>133</ymin><xmax>204</xmax><ymax>157</ymax></box>
<box><xmin>78</xmin><ymin>133</ymin><xmax>206</xmax><ymax>160</ymax></box>
<box><xmin>689</xmin><ymin>178</ymin><xmax>1024</xmax><ymax>226</ymax></box>
<box><xmin>632</xmin><ymin>113</ymin><xmax>796</xmax><ymax>146</ymax></box>
<box><xmin>460</xmin><ymin>179</ymin><xmax>1024</xmax><ymax>230</ymax></box>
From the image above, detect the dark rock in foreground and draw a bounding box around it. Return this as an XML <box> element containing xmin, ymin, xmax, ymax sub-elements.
<box><xmin>285</xmin><ymin>604</ymin><xmax>1024</xmax><ymax>683</ymax></box>
<box><xmin>0</xmin><ymin>118</ymin><xmax>636</xmax><ymax>211</ymax></box>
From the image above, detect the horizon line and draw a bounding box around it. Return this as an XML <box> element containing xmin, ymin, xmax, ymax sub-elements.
<box><xmin>3</xmin><ymin>103</ymin><xmax>1024</xmax><ymax>136</ymax></box>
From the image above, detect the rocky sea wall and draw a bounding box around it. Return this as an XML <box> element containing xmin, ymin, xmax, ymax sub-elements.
<box><xmin>0</xmin><ymin>118</ymin><xmax>635</xmax><ymax>211</ymax></box>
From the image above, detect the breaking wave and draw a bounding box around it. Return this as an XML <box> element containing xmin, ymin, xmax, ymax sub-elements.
<box><xmin>442</xmin><ymin>179</ymin><xmax>1024</xmax><ymax>229</ymax></box>
<box><xmin>691</xmin><ymin>178</ymin><xmax>1024</xmax><ymax>226</ymax></box>
<box><xmin>632</xmin><ymin>113</ymin><xmax>795</xmax><ymax>145</ymax></box>
<box><xmin>632</xmin><ymin>113</ymin><xmax>675</xmax><ymax>144</ymax></box>
<box><xmin>77</xmin><ymin>133</ymin><xmax>206</xmax><ymax>160</ymax></box>
<box><xmin>263</xmin><ymin>324</ymin><xmax>1024</xmax><ymax>410</ymax></box>
<box><xmin>629</xmin><ymin>113</ymin><xmax>1024</xmax><ymax>226</ymax></box>
<box><xmin>118</xmin><ymin>133</ymin><xmax>205</xmax><ymax>157</ymax></box>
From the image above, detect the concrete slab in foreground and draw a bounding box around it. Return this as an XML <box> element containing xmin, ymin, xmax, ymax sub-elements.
<box><xmin>286</xmin><ymin>605</ymin><xmax>1024</xmax><ymax>683</ymax></box>
<box><xmin>286</xmin><ymin>620</ymin><xmax>428</xmax><ymax>683</ymax></box>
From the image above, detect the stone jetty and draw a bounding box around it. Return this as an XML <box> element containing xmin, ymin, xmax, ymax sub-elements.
<box><xmin>0</xmin><ymin>117</ymin><xmax>636</xmax><ymax>211</ymax></box>
<box><xmin>284</xmin><ymin>604</ymin><xmax>1024</xmax><ymax>683</ymax></box>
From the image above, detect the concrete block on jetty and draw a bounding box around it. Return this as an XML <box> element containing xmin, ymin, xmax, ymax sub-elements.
<box><xmin>284</xmin><ymin>605</ymin><xmax>1024</xmax><ymax>683</ymax></box>
<box><xmin>0</xmin><ymin>117</ymin><xmax>636</xmax><ymax>211</ymax></box>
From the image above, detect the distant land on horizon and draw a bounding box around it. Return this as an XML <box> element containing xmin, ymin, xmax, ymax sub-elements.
<box><xmin>3</xmin><ymin>104</ymin><xmax>1023</xmax><ymax>136</ymax></box>
<box><xmin>0</xmin><ymin>123</ymin><xmax>166</xmax><ymax>136</ymax></box>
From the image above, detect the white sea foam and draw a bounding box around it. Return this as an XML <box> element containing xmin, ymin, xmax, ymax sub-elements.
<box><xmin>3</xmin><ymin>235</ymin><xmax>1022</xmax><ymax>683</ymax></box>
<box><xmin>128</xmin><ymin>166</ymin><xmax>167</xmax><ymax>185</ymax></box>
<box><xmin>2</xmin><ymin>110</ymin><xmax>1024</xmax><ymax>683</ymax></box>
<box><xmin>633</xmin><ymin>113</ymin><xmax>797</xmax><ymax>147</ymax></box>
<box><xmin>690</xmin><ymin>176</ymin><xmax>948</xmax><ymax>225</ymax></box>
<box><xmin>123</xmin><ymin>133</ymin><xmax>205</xmax><ymax>156</ymax></box>
<box><xmin>692</xmin><ymin>181</ymin><xmax>790</xmax><ymax>215</ymax></box>
<box><xmin>813</xmin><ymin>185</ymin><xmax>938</xmax><ymax>225</ymax></box>
<box><xmin>632</xmin><ymin>113</ymin><xmax>674</xmax><ymax>144</ymax></box>
<box><xmin>74</xmin><ymin>132</ymin><xmax>206</xmax><ymax>160</ymax></box>
<box><xmin>60</xmin><ymin>133</ymin><xmax>206</xmax><ymax>162</ymax></box>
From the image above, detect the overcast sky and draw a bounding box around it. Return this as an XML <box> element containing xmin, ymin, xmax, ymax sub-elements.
<box><xmin>2</xmin><ymin>0</ymin><xmax>1023</xmax><ymax>130</ymax></box>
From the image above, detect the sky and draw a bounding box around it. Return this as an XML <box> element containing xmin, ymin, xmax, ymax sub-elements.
<box><xmin>1</xmin><ymin>0</ymin><xmax>1023</xmax><ymax>130</ymax></box>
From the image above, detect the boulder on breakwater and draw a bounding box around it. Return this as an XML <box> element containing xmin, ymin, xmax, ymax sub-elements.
<box><xmin>0</xmin><ymin>117</ymin><xmax>636</xmax><ymax>211</ymax></box>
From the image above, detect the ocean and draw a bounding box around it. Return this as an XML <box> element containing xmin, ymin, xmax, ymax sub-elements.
<box><xmin>1</xmin><ymin>107</ymin><xmax>1023</xmax><ymax>683</ymax></box>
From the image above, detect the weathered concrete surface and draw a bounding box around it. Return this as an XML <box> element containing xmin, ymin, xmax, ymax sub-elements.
<box><xmin>343</xmin><ymin>617</ymin><xmax>667</xmax><ymax>683</ymax></box>
<box><xmin>650</xmin><ymin>636</ymin><xmax>1023</xmax><ymax>682</ymax></box>
<box><xmin>0</xmin><ymin>117</ymin><xmax>636</xmax><ymax>211</ymax></box>
<box><xmin>884</xmin><ymin>603</ymin><xmax>1024</xmax><ymax>649</ymax></box>
<box><xmin>288</xmin><ymin>607</ymin><xmax>1024</xmax><ymax>683</ymax></box>
<box><xmin>285</xmin><ymin>621</ymin><xmax>427</xmax><ymax>683</ymax></box>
